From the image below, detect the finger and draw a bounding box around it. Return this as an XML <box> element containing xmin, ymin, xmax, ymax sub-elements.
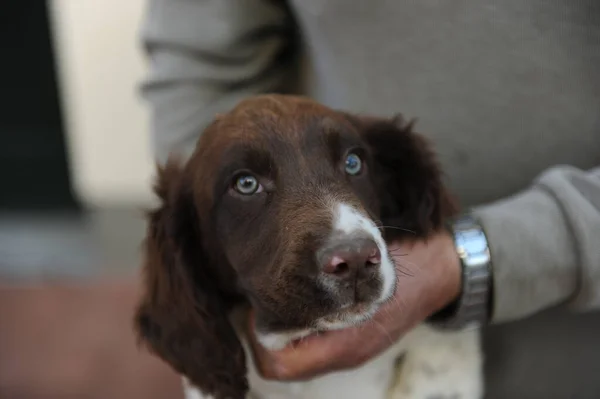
<box><xmin>247</xmin><ymin>321</ymin><xmax>358</xmax><ymax>381</ymax></box>
<box><xmin>262</xmin><ymin>335</ymin><xmax>347</xmax><ymax>380</ymax></box>
<box><xmin>245</xmin><ymin>300</ymin><xmax>407</xmax><ymax>381</ymax></box>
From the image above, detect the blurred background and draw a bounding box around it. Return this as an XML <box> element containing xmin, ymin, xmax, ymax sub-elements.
<box><xmin>0</xmin><ymin>1</ymin><xmax>182</xmax><ymax>398</ymax></box>
<box><xmin>1</xmin><ymin>1</ymin><xmax>599</xmax><ymax>399</ymax></box>
<box><xmin>0</xmin><ymin>0</ymin><xmax>154</xmax><ymax>280</ymax></box>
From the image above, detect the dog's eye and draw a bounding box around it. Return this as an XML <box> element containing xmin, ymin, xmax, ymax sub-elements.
<box><xmin>234</xmin><ymin>175</ymin><xmax>263</xmax><ymax>195</ymax></box>
<box><xmin>344</xmin><ymin>153</ymin><xmax>363</xmax><ymax>175</ymax></box>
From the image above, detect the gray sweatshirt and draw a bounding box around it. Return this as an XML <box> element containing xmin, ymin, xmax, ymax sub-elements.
<box><xmin>140</xmin><ymin>0</ymin><xmax>600</xmax><ymax>371</ymax></box>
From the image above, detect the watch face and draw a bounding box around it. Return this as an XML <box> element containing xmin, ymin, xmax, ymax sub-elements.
<box><xmin>456</xmin><ymin>229</ymin><xmax>490</xmax><ymax>267</ymax></box>
<box><xmin>453</xmin><ymin>216</ymin><xmax>491</xmax><ymax>268</ymax></box>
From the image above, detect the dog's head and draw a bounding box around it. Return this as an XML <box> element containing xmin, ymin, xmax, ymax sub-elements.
<box><xmin>134</xmin><ymin>95</ymin><xmax>456</xmax><ymax>398</ymax></box>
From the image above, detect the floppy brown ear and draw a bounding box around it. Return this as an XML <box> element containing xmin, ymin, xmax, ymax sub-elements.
<box><xmin>346</xmin><ymin>113</ymin><xmax>458</xmax><ymax>239</ymax></box>
<box><xmin>134</xmin><ymin>159</ymin><xmax>248</xmax><ymax>399</ymax></box>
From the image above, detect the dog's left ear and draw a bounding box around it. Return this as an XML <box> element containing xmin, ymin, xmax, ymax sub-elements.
<box><xmin>345</xmin><ymin>113</ymin><xmax>458</xmax><ymax>238</ymax></box>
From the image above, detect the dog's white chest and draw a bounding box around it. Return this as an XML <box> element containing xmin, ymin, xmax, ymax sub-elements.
<box><xmin>183</xmin><ymin>324</ymin><xmax>483</xmax><ymax>399</ymax></box>
<box><xmin>246</xmin><ymin>344</ymin><xmax>399</xmax><ymax>399</ymax></box>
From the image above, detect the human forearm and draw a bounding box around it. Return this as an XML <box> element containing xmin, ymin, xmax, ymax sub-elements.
<box><xmin>473</xmin><ymin>165</ymin><xmax>600</xmax><ymax>323</ymax></box>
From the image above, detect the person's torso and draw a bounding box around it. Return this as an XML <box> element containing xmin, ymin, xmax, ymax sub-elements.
<box><xmin>286</xmin><ymin>2</ymin><xmax>600</xmax><ymax>398</ymax></box>
<box><xmin>290</xmin><ymin>0</ymin><xmax>600</xmax><ymax>207</ymax></box>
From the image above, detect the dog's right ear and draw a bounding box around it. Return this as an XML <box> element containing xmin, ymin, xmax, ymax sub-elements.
<box><xmin>134</xmin><ymin>159</ymin><xmax>248</xmax><ymax>399</ymax></box>
<box><xmin>342</xmin><ymin>113</ymin><xmax>458</xmax><ymax>239</ymax></box>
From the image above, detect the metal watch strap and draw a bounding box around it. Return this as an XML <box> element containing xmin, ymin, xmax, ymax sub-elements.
<box><xmin>431</xmin><ymin>214</ymin><xmax>493</xmax><ymax>330</ymax></box>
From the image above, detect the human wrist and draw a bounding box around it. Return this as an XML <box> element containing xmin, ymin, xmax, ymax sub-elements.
<box><xmin>430</xmin><ymin>231</ymin><xmax>462</xmax><ymax>315</ymax></box>
<box><xmin>428</xmin><ymin>213</ymin><xmax>493</xmax><ymax>329</ymax></box>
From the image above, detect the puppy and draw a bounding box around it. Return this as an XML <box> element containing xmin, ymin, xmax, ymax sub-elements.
<box><xmin>134</xmin><ymin>95</ymin><xmax>483</xmax><ymax>399</ymax></box>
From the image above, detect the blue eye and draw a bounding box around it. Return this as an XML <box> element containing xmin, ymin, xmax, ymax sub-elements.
<box><xmin>234</xmin><ymin>175</ymin><xmax>263</xmax><ymax>195</ymax></box>
<box><xmin>344</xmin><ymin>153</ymin><xmax>362</xmax><ymax>175</ymax></box>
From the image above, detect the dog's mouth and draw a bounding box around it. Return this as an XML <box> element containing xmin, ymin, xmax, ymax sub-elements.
<box><xmin>340</xmin><ymin>299</ymin><xmax>375</xmax><ymax>312</ymax></box>
<box><xmin>254</xmin><ymin>298</ymin><xmax>387</xmax><ymax>351</ymax></box>
<box><xmin>315</xmin><ymin>298</ymin><xmax>384</xmax><ymax>331</ymax></box>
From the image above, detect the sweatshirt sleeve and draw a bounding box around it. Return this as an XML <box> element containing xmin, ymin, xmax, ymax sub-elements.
<box><xmin>140</xmin><ymin>0</ymin><xmax>298</xmax><ymax>164</ymax></box>
<box><xmin>472</xmin><ymin>165</ymin><xmax>600</xmax><ymax>323</ymax></box>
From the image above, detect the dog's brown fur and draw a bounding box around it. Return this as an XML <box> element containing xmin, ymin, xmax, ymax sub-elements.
<box><xmin>134</xmin><ymin>95</ymin><xmax>457</xmax><ymax>399</ymax></box>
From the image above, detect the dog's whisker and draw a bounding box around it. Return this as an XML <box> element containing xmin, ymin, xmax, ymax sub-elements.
<box><xmin>372</xmin><ymin>319</ymin><xmax>394</xmax><ymax>345</ymax></box>
<box><xmin>375</xmin><ymin>225</ymin><xmax>417</xmax><ymax>235</ymax></box>
<box><xmin>391</xmin><ymin>257</ymin><xmax>415</xmax><ymax>277</ymax></box>
<box><xmin>397</xmin><ymin>259</ymin><xmax>421</xmax><ymax>271</ymax></box>
<box><xmin>390</xmin><ymin>293</ymin><xmax>408</xmax><ymax>313</ymax></box>
<box><xmin>382</xmin><ymin>304</ymin><xmax>397</xmax><ymax>321</ymax></box>
<box><xmin>397</xmin><ymin>269</ymin><xmax>414</xmax><ymax>278</ymax></box>
<box><xmin>388</xmin><ymin>248</ymin><xmax>409</xmax><ymax>256</ymax></box>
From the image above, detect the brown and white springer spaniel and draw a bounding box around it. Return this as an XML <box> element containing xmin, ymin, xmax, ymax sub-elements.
<box><xmin>134</xmin><ymin>95</ymin><xmax>483</xmax><ymax>399</ymax></box>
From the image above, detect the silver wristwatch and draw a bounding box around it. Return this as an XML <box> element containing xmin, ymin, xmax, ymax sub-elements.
<box><xmin>430</xmin><ymin>213</ymin><xmax>493</xmax><ymax>330</ymax></box>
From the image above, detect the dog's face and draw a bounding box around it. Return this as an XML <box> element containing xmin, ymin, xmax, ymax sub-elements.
<box><xmin>135</xmin><ymin>95</ymin><xmax>456</xmax><ymax>399</ymax></box>
<box><xmin>206</xmin><ymin>97</ymin><xmax>397</xmax><ymax>346</ymax></box>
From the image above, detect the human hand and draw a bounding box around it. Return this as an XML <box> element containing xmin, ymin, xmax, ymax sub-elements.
<box><xmin>247</xmin><ymin>231</ymin><xmax>462</xmax><ymax>381</ymax></box>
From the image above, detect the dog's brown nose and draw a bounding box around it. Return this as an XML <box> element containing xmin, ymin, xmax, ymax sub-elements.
<box><xmin>320</xmin><ymin>238</ymin><xmax>381</xmax><ymax>278</ymax></box>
